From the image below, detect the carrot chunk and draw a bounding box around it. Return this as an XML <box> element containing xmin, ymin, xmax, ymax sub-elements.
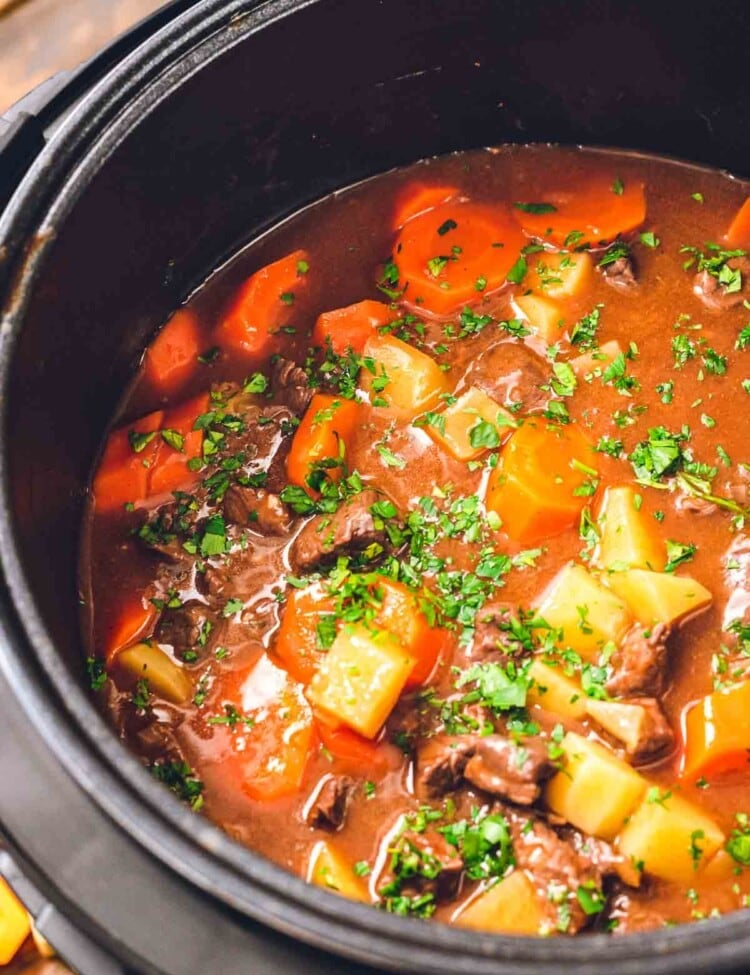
<box><xmin>286</xmin><ymin>393</ymin><xmax>360</xmax><ymax>488</ymax></box>
<box><xmin>149</xmin><ymin>392</ymin><xmax>210</xmax><ymax>497</ymax></box>
<box><xmin>93</xmin><ymin>409</ymin><xmax>164</xmax><ymax>511</ymax></box>
<box><xmin>486</xmin><ymin>419</ymin><xmax>597</xmax><ymax>544</ymax></box>
<box><xmin>312</xmin><ymin>299</ymin><xmax>393</xmax><ymax>355</ymax></box>
<box><xmin>392</xmin><ymin>183</ymin><xmax>461</xmax><ymax>230</ymax></box>
<box><xmin>106</xmin><ymin>593</ymin><xmax>157</xmax><ymax>661</ymax></box>
<box><xmin>376</xmin><ymin>578</ymin><xmax>452</xmax><ymax>687</ymax></box>
<box><xmin>316</xmin><ymin>719</ymin><xmax>396</xmax><ymax>776</ymax></box>
<box><xmin>724</xmin><ymin>197</ymin><xmax>750</xmax><ymax>247</ymax></box>
<box><xmin>144</xmin><ymin>308</ymin><xmax>201</xmax><ymax>395</ymax></box>
<box><xmin>216</xmin><ymin>249</ymin><xmax>309</xmax><ymax>358</ymax></box>
<box><xmin>682</xmin><ymin>680</ymin><xmax>750</xmax><ymax>780</ymax></box>
<box><xmin>273</xmin><ymin>582</ymin><xmax>336</xmax><ymax>684</ymax></box>
<box><xmin>392</xmin><ymin>201</ymin><xmax>526</xmax><ymax>315</ymax></box>
<box><xmin>513</xmin><ymin>178</ymin><xmax>646</xmax><ymax>246</ymax></box>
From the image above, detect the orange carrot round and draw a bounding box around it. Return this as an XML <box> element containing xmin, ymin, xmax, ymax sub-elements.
<box><xmin>286</xmin><ymin>393</ymin><xmax>360</xmax><ymax>489</ymax></box>
<box><xmin>392</xmin><ymin>183</ymin><xmax>462</xmax><ymax>230</ymax></box>
<box><xmin>724</xmin><ymin>198</ymin><xmax>750</xmax><ymax>248</ymax></box>
<box><xmin>144</xmin><ymin>309</ymin><xmax>201</xmax><ymax>396</ymax></box>
<box><xmin>313</xmin><ymin>299</ymin><xmax>394</xmax><ymax>355</ymax></box>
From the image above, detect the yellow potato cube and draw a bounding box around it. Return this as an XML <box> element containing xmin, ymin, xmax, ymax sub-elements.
<box><xmin>117</xmin><ymin>641</ymin><xmax>192</xmax><ymax>705</ymax></box>
<box><xmin>594</xmin><ymin>485</ymin><xmax>666</xmax><ymax>571</ymax></box>
<box><xmin>453</xmin><ymin>870</ymin><xmax>547</xmax><ymax>934</ymax></box>
<box><xmin>570</xmin><ymin>339</ymin><xmax>623</xmax><ymax>378</ymax></box>
<box><xmin>528</xmin><ymin>250</ymin><xmax>593</xmax><ymax>298</ymax></box>
<box><xmin>513</xmin><ymin>293</ymin><xmax>565</xmax><ymax>344</ymax></box>
<box><xmin>585</xmin><ymin>698</ymin><xmax>657</xmax><ymax>755</ymax></box>
<box><xmin>535</xmin><ymin>563</ymin><xmax>633</xmax><ymax>661</ymax></box>
<box><xmin>0</xmin><ymin>878</ymin><xmax>30</xmax><ymax>965</ymax></box>
<box><xmin>307</xmin><ymin>624</ymin><xmax>415</xmax><ymax>738</ymax></box>
<box><xmin>424</xmin><ymin>386</ymin><xmax>516</xmax><ymax>461</ymax></box>
<box><xmin>605</xmin><ymin>569</ymin><xmax>712</xmax><ymax>627</ymax></box>
<box><xmin>307</xmin><ymin>841</ymin><xmax>370</xmax><ymax>903</ymax></box>
<box><xmin>360</xmin><ymin>334</ymin><xmax>450</xmax><ymax>414</ymax></box>
<box><xmin>618</xmin><ymin>792</ymin><xmax>725</xmax><ymax>884</ymax></box>
<box><xmin>527</xmin><ymin>658</ymin><xmax>587</xmax><ymax>720</ymax></box>
<box><xmin>545</xmin><ymin>732</ymin><xmax>646</xmax><ymax>840</ymax></box>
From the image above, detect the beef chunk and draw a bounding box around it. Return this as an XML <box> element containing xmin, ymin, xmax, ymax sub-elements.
<box><xmin>600</xmin><ymin>253</ymin><xmax>637</xmax><ymax>291</ymax></box>
<box><xmin>156</xmin><ymin>600</ymin><xmax>212</xmax><ymax>655</ymax></box>
<box><xmin>466</xmin><ymin>340</ymin><xmax>549</xmax><ymax>412</ymax></box>
<box><xmin>463</xmin><ymin>735</ymin><xmax>555</xmax><ymax>805</ymax></box>
<box><xmin>693</xmin><ymin>255</ymin><xmax>750</xmax><ymax>310</ymax></box>
<box><xmin>415</xmin><ymin>735</ymin><xmax>476</xmax><ymax>798</ymax></box>
<box><xmin>223</xmin><ymin>485</ymin><xmax>292</xmax><ymax>534</ymax></box>
<box><xmin>139</xmin><ymin>500</ymin><xmax>200</xmax><ymax>561</ymax></box>
<box><xmin>290</xmin><ymin>489</ymin><xmax>388</xmax><ymax>570</ymax></box>
<box><xmin>379</xmin><ymin>828</ymin><xmax>464</xmax><ymax>904</ymax></box>
<box><xmin>625</xmin><ymin>697</ymin><xmax>675</xmax><ymax>763</ymax></box>
<box><xmin>605</xmin><ymin>622</ymin><xmax>670</xmax><ymax>698</ymax></box>
<box><xmin>305</xmin><ymin>774</ymin><xmax>354</xmax><ymax>830</ymax></box>
<box><xmin>271</xmin><ymin>356</ymin><xmax>313</xmax><ymax>416</ymax></box>
<box><xmin>723</xmin><ymin>534</ymin><xmax>750</xmax><ymax>631</ymax></box>
<box><xmin>470</xmin><ymin>602</ymin><xmax>530</xmax><ymax>664</ymax></box>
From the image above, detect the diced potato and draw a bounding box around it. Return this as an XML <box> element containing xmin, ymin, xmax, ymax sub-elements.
<box><xmin>702</xmin><ymin>849</ymin><xmax>736</xmax><ymax>882</ymax></box>
<box><xmin>453</xmin><ymin>869</ymin><xmax>547</xmax><ymax>934</ymax></box>
<box><xmin>535</xmin><ymin>563</ymin><xmax>633</xmax><ymax>662</ymax></box>
<box><xmin>360</xmin><ymin>334</ymin><xmax>450</xmax><ymax>413</ymax></box>
<box><xmin>617</xmin><ymin>792</ymin><xmax>724</xmax><ymax>884</ymax></box>
<box><xmin>606</xmin><ymin>569</ymin><xmax>712</xmax><ymax>627</ymax></box>
<box><xmin>593</xmin><ymin>485</ymin><xmax>666</xmax><ymax>572</ymax></box>
<box><xmin>527</xmin><ymin>658</ymin><xmax>587</xmax><ymax>720</ymax></box>
<box><xmin>585</xmin><ymin>698</ymin><xmax>655</xmax><ymax>755</ymax></box>
<box><xmin>307</xmin><ymin>841</ymin><xmax>370</xmax><ymax>902</ymax></box>
<box><xmin>570</xmin><ymin>339</ymin><xmax>623</xmax><ymax>378</ymax></box>
<box><xmin>117</xmin><ymin>641</ymin><xmax>192</xmax><ymax>705</ymax></box>
<box><xmin>423</xmin><ymin>386</ymin><xmax>515</xmax><ymax>461</ymax></box>
<box><xmin>0</xmin><ymin>878</ymin><xmax>30</xmax><ymax>965</ymax></box>
<box><xmin>528</xmin><ymin>250</ymin><xmax>593</xmax><ymax>299</ymax></box>
<box><xmin>513</xmin><ymin>293</ymin><xmax>564</xmax><ymax>345</ymax></box>
<box><xmin>307</xmin><ymin>624</ymin><xmax>415</xmax><ymax>738</ymax></box>
<box><xmin>545</xmin><ymin>732</ymin><xmax>645</xmax><ymax>840</ymax></box>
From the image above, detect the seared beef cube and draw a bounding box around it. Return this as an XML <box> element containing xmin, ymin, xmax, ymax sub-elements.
<box><xmin>470</xmin><ymin>602</ymin><xmax>531</xmax><ymax>664</ymax></box>
<box><xmin>224</xmin><ymin>485</ymin><xmax>292</xmax><ymax>534</ymax></box>
<box><xmin>305</xmin><ymin>774</ymin><xmax>354</xmax><ymax>830</ymax></box>
<box><xmin>463</xmin><ymin>735</ymin><xmax>555</xmax><ymax>805</ymax></box>
<box><xmin>415</xmin><ymin>735</ymin><xmax>476</xmax><ymax>798</ymax></box>
<box><xmin>625</xmin><ymin>698</ymin><xmax>675</xmax><ymax>763</ymax></box>
<box><xmin>290</xmin><ymin>490</ymin><xmax>388</xmax><ymax>570</ymax></box>
<box><xmin>600</xmin><ymin>253</ymin><xmax>637</xmax><ymax>291</ymax></box>
<box><xmin>605</xmin><ymin>622</ymin><xmax>670</xmax><ymax>698</ymax></box>
<box><xmin>466</xmin><ymin>340</ymin><xmax>549</xmax><ymax>413</ymax></box>
<box><xmin>694</xmin><ymin>256</ymin><xmax>750</xmax><ymax>310</ymax></box>
<box><xmin>156</xmin><ymin>600</ymin><xmax>212</xmax><ymax>656</ymax></box>
<box><xmin>379</xmin><ymin>828</ymin><xmax>464</xmax><ymax>904</ymax></box>
<box><xmin>271</xmin><ymin>356</ymin><xmax>313</xmax><ymax>416</ymax></box>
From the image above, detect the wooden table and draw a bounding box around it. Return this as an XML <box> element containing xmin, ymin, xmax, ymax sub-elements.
<box><xmin>0</xmin><ymin>0</ymin><xmax>168</xmax><ymax>113</ymax></box>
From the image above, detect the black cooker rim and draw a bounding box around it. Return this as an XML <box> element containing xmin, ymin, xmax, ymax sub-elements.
<box><xmin>2</xmin><ymin>1</ymin><xmax>750</xmax><ymax>972</ymax></box>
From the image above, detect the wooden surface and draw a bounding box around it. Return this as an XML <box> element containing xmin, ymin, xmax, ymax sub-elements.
<box><xmin>0</xmin><ymin>0</ymin><xmax>168</xmax><ymax>112</ymax></box>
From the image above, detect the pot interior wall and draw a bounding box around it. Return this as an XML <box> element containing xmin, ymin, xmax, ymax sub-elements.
<box><xmin>6</xmin><ymin>0</ymin><xmax>749</xmax><ymax>673</ymax></box>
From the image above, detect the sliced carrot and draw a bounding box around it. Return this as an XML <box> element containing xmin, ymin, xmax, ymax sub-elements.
<box><xmin>216</xmin><ymin>249</ymin><xmax>309</xmax><ymax>358</ymax></box>
<box><xmin>224</xmin><ymin>656</ymin><xmax>316</xmax><ymax>801</ymax></box>
<box><xmin>682</xmin><ymin>681</ymin><xmax>750</xmax><ymax>780</ymax></box>
<box><xmin>486</xmin><ymin>419</ymin><xmax>597</xmax><ymax>544</ymax></box>
<box><xmin>392</xmin><ymin>183</ymin><xmax>462</xmax><ymax>230</ymax></box>
<box><xmin>375</xmin><ymin>578</ymin><xmax>452</xmax><ymax>687</ymax></box>
<box><xmin>273</xmin><ymin>582</ymin><xmax>336</xmax><ymax>684</ymax></box>
<box><xmin>312</xmin><ymin>300</ymin><xmax>393</xmax><ymax>355</ymax></box>
<box><xmin>392</xmin><ymin>201</ymin><xmax>526</xmax><ymax>315</ymax></box>
<box><xmin>149</xmin><ymin>392</ymin><xmax>210</xmax><ymax>497</ymax></box>
<box><xmin>513</xmin><ymin>178</ymin><xmax>646</xmax><ymax>247</ymax></box>
<box><xmin>106</xmin><ymin>593</ymin><xmax>157</xmax><ymax>661</ymax></box>
<box><xmin>144</xmin><ymin>308</ymin><xmax>201</xmax><ymax>396</ymax></box>
<box><xmin>286</xmin><ymin>393</ymin><xmax>360</xmax><ymax>489</ymax></box>
<box><xmin>724</xmin><ymin>198</ymin><xmax>750</xmax><ymax>248</ymax></box>
<box><xmin>316</xmin><ymin>719</ymin><xmax>396</xmax><ymax>776</ymax></box>
<box><xmin>93</xmin><ymin>409</ymin><xmax>164</xmax><ymax>511</ymax></box>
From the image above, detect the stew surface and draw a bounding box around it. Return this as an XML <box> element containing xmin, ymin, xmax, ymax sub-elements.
<box><xmin>81</xmin><ymin>145</ymin><xmax>750</xmax><ymax>936</ymax></box>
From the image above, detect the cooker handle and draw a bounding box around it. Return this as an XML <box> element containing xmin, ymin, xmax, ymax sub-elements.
<box><xmin>0</xmin><ymin>849</ymin><xmax>126</xmax><ymax>975</ymax></box>
<box><xmin>0</xmin><ymin>0</ymin><xmax>193</xmax><ymax>211</ymax></box>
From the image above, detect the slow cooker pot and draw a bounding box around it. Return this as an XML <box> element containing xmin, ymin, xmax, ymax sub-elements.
<box><xmin>1</xmin><ymin>1</ymin><xmax>749</xmax><ymax>972</ymax></box>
